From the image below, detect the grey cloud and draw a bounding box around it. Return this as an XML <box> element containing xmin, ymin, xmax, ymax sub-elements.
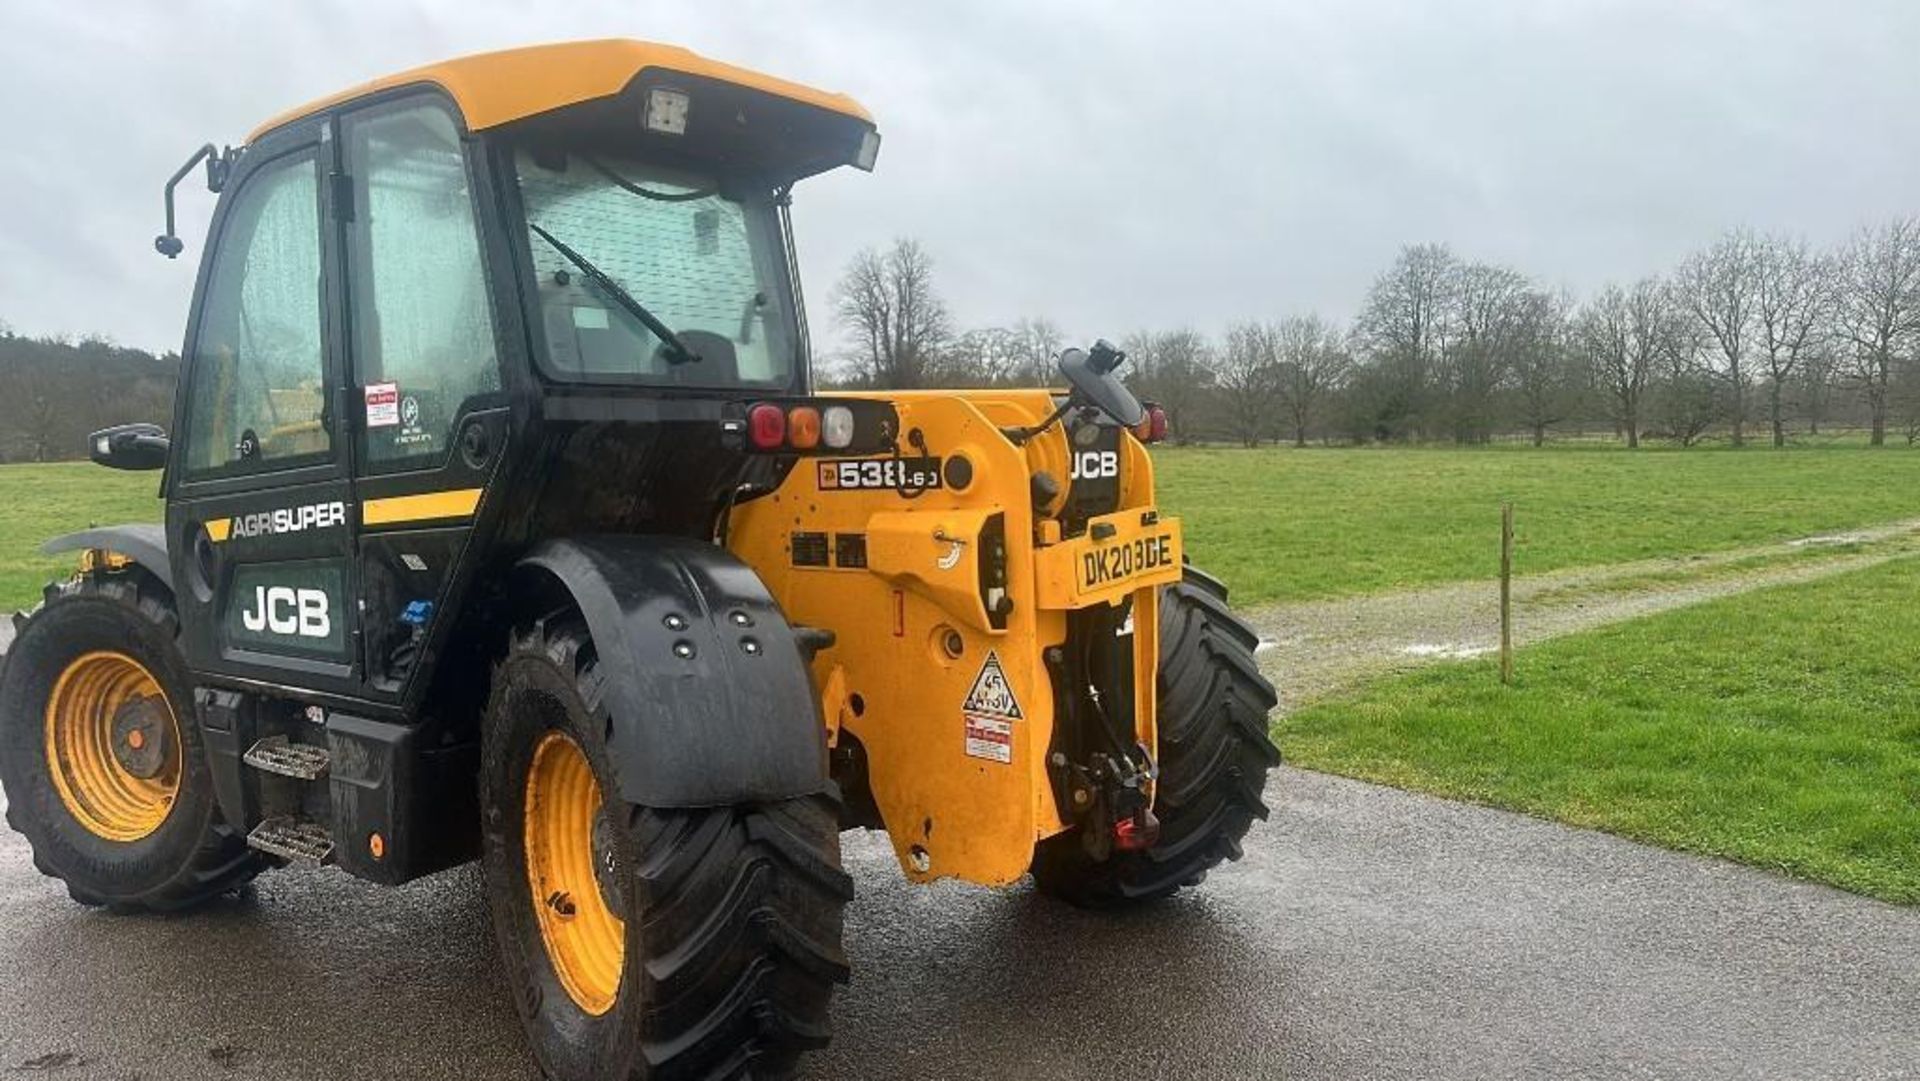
<box><xmin>2</xmin><ymin>0</ymin><xmax>1916</xmax><ymax>354</ymax></box>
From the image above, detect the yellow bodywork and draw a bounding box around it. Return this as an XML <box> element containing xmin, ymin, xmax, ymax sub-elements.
<box><xmin>248</xmin><ymin>39</ymin><xmax>872</xmax><ymax>144</ymax></box>
<box><xmin>727</xmin><ymin>391</ymin><xmax>1179</xmax><ymax>887</ymax></box>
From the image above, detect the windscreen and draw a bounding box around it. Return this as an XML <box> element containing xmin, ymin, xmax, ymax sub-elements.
<box><xmin>515</xmin><ymin>148</ymin><xmax>797</xmax><ymax>387</ymax></box>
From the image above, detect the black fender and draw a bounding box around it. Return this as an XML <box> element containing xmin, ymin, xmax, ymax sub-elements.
<box><xmin>514</xmin><ymin>535</ymin><xmax>828</xmax><ymax>808</ymax></box>
<box><xmin>41</xmin><ymin>524</ymin><xmax>172</xmax><ymax>593</ymax></box>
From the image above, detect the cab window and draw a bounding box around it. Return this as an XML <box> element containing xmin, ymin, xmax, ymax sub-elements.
<box><xmin>183</xmin><ymin>149</ymin><xmax>329</xmax><ymax>475</ymax></box>
<box><xmin>514</xmin><ymin>148</ymin><xmax>795</xmax><ymax>388</ymax></box>
<box><xmin>344</xmin><ymin>101</ymin><xmax>500</xmax><ymax>469</ymax></box>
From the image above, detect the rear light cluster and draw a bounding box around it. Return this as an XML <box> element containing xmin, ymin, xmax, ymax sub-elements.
<box><xmin>747</xmin><ymin>402</ymin><xmax>858</xmax><ymax>451</ymax></box>
<box><xmin>1131</xmin><ymin>403</ymin><xmax>1170</xmax><ymax>444</ymax></box>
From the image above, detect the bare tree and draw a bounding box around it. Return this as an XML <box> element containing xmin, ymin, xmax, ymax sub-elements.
<box><xmin>832</xmin><ymin>237</ymin><xmax>951</xmax><ymax>389</ymax></box>
<box><xmin>1354</xmin><ymin>243</ymin><xmax>1458</xmax><ymax>439</ymax></box>
<box><xmin>1213</xmin><ymin>322</ymin><xmax>1282</xmax><ymax>447</ymax></box>
<box><xmin>1799</xmin><ymin>341</ymin><xmax>1838</xmax><ymax>436</ymax></box>
<box><xmin>1012</xmin><ymin>317</ymin><xmax>1065</xmax><ymax>385</ymax></box>
<box><xmin>941</xmin><ymin>326</ymin><xmax>1024</xmax><ymax>386</ymax></box>
<box><xmin>1578</xmin><ymin>284</ymin><xmax>1636</xmax><ymax>445</ymax></box>
<box><xmin>1653</xmin><ymin>322</ymin><xmax>1720</xmax><ymax>447</ymax></box>
<box><xmin>1510</xmin><ymin>289</ymin><xmax>1573</xmax><ymax>446</ymax></box>
<box><xmin>1125</xmin><ymin>329</ymin><xmax>1213</xmax><ymax>444</ymax></box>
<box><xmin>1446</xmin><ymin>262</ymin><xmax>1532</xmax><ymax>443</ymax></box>
<box><xmin>1675</xmin><ymin>229</ymin><xmax>1760</xmax><ymax>445</ymax></box>
<box><xmin>1272</xmin><ymin>314</ymin><xmax>1348</xmax><ymax>446</ymax></box>
<box><xmin>1833</xmin><ymin>218</ymin><xmax>1920</xmax><ymax>446</ymax></box>
<box><xmin>1576</xmin><ymin>279</ymin><xmax>1682</xmax><ymax>449</ymax></box>
<box><xmin>1751</xmin><ymin>234</ymin><xmax>1832</xmax><ymax>446</ymax></box>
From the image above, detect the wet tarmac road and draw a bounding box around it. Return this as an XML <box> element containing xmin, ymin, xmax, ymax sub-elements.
<box><xmin>2</xmin><ymin>765</ymin><xmax>1916</xmax><ymax>1080</ymax></box>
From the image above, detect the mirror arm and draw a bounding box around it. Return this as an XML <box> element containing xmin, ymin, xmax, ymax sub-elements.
<box><xmin>155</xmin><ymin>143</ymin><xmax>236</xmax><ymax>259</ymax></box>
<box><xmin>1001</xmin><ymin>397</ymin><xmax>1077</xmax><ymax>447</ymax></box>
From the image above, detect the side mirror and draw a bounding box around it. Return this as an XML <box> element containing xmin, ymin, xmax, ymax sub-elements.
<box><xmin>1058</xmin><ymin>340</ymin><xmax>1146</xmax><ymax>427</ymax></box>
<box><xmin>89</xmin><ymin>423</ymin><xmax>171</xmax><ymax>471</ymax></box>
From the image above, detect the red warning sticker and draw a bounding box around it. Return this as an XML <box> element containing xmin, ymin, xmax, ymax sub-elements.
<box><xmin>962</xmin><ymin>651</ymin><xmax>1020</xmax><ymax>764</ymax></box>
<box><xmin>964</xmin><ymin>715</ymin><xmax>1013</xmax><ymax>764</ymax></box>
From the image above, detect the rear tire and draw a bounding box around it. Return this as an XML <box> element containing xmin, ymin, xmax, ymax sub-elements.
<box><xmin>1032</xmin><ymin>565</ymin><xmax>1280</xmax><ymax>908</ymax></box>
<box><xmin>0</xmin><ymin>570</ymin><xmax>263</xmax><ymax>911</ymax></box>
<box><xmin>481</xmin><ymin>616</ymin><xmax>851</xmax><ymax>1081</ymax></box>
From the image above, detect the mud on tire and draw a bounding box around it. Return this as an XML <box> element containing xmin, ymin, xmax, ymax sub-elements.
<box><xmin>0</xmin><ymin>569</ymin><xmax>264</xmax><ymax>911</ymax></box>
<box><xmin>1032</xmin><ymin>565</ymin><xmax>1281</xmax><ymax>908</ymax></box>
<box><xmin>481</xmin><ymin>616</ymin><xmax>852</xmax><ymax>1081</ymax></box>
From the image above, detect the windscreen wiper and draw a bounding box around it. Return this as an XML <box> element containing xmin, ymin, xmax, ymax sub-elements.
<box><xmin>527</xmin><ymin>222</ymin><xmax>702</xmax><ymax>366</ymax></box>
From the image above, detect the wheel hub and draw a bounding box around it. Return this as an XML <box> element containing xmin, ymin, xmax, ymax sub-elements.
<box><xmin>110</xmin><ymin>694</ymin><xmax>172</xmax><ymax>779</ymax></box>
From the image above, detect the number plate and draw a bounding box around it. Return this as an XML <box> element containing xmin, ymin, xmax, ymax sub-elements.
<box><xmin>1078</xmin><ymin>529</ymin><xmax>1178</xmax><ymax>592</ymax></box>
<box><xmin>1035</xmin><ymin>511</ymin><xmax>1185</xmax><ymax>609</ymax></box>
<box><xmin>816</xmin><ymin>456</ymin><xmax>943</xmax><ymax>492</ymax></box>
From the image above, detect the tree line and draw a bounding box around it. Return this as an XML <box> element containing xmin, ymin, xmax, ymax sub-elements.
<box><xmin>830</xmin><ymin>222</ymin><xmax>1920</xmax><ymax>447</ymax></box>
<box><xmin>0</xmin><ymin>326</ymin><xmax>178</xmax><ymax>464</ymax></box>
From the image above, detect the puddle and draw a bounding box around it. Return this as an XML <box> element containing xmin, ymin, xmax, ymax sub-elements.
<box><xmin>1398</xmin><ymin>642</ymin><xmax>1494</xmax><ymax>659</ymax></box>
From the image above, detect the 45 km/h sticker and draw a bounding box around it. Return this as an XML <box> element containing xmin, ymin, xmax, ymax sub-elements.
<box><xmin>962</xmin><ymin>651</ymin><xmax>1022</xmax><ymax>764</ymax></box>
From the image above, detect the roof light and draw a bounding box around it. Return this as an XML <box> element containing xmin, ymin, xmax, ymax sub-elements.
<box><xmin>822</xmin><ymin>405</ymin><xmax>855</xmax><ymax>449</ymax></box>
<box><xmin>747</xmin><ymin>403</ymin><xmax>786</xmax><ymax>449</ymax></box>
<box><xmin>788</xmin><ymin>406</ymin><xmax>822</xmax><ymax>450</ymax></box>
<box><xmin>853</xmin><ymin>129</ymin><xmax>881</xmax><ymax>172</ymax></box>
<box><xmin>1132</xmin><ymin>403</ymin><xmax>1169</xmax><ymax>444</ymax></box>
<box><xmin>644</xmin><ymin>87</ymin><xmax>691</xmax><ymax>136</ymax></box>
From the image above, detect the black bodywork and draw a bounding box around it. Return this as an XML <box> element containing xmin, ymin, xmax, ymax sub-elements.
<box><xmin>515</xmin><ymin>535</ymin><xmax>829</xmax><ymax>807</ymax></box>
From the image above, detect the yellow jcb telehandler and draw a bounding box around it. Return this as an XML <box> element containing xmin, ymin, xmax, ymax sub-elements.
<box><xmin>0</xmin><ymin>40</ymin><xmax>1280</xmax><ymax>1079</ymax></box>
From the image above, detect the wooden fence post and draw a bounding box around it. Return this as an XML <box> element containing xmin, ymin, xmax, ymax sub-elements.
<box><xmin>1500</xmin><ymin>502</ymin><xmax>1514</xmax><ymax>685</ymax></box>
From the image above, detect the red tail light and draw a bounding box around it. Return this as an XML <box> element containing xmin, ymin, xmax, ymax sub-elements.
<box><xmin>1132</xmin><ymin>403</ymin><xmax>1169</xmax><ymax>444</ymax></box>
<box><xmin>747</xmin><ymin>403</ymin><xmax>787</xmax><ymax>449</ymax></box>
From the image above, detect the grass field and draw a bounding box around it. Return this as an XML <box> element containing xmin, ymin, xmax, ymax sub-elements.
<box><xmin>0</xmin><ymin>463</ymin><xmax>157</xmax><ymax>612</ymax></box>
<box><xmin>10</xmin><ymin>446</ymin><xmax>1920</xmax><ymax>612</ymax></box>
<box><xmin>1279</xmin><ymin>556</ymin><xmax>1920</xmax><ymax>903</ymax></box>
<box><xmin>1155</xmin><ymin>445</ymin><xmax>1920</xmax><ymax>606</ymax></box>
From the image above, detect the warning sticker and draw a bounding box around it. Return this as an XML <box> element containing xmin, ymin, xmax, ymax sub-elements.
<box><xmin>364</xmin><ymin>382</ymin><xmax>400</xmax><ymax>428</ymax></box>
<box><xmin>964</xmin><ymin>715</ymin><xmax>1013</xmax><ymax>764</ymax></box>
<box><xmin>961</xmin><ymin>651</ymin><xmax>1021</xmax><ymax>765</ymax></box>
<box><xmin>962</xmin><ymin>651</ymin><xmax>1024</xmax><ymax>721</ymax></box>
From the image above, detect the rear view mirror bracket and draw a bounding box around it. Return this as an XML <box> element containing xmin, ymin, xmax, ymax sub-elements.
<box><xmin>154</xmin><ymin>143</ymin><xmax>238</xmax><ymax>259</ymax></box>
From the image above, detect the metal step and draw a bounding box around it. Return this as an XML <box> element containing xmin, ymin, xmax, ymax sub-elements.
<box><xmin>243</xmin><ymin>735</ymin><xmax>330</xmax><ymax>781</ymax></box>
<box><xmin>247</xmin><ymin>816</ymin><xmax>334</xmax><ymax>863</ymax></box>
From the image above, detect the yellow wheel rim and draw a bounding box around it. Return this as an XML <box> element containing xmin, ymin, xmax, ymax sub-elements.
<box><xmin>524</xmin><ymin>731</ymin><xmax>626</xmax><ymax>1016</ymax></box>
<box><xmin>43</xmin><ymin>651</ymin><xmax>182</xmax><ymax>843</ymax></box>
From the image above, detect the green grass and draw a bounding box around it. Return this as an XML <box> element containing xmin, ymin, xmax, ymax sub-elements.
<box><xmin>11</xmin><ymin>446</ymin><xmax>1920</xmax><ymax>612</ymax></box>
<box><xmin>1153</xmin><ymin>444</ymin><xmax>1920</xmax><ymax>606</ymax></box>
<box><xmin>0</xmin><ymin>463</ymin><xmax>158</xmax><ymax>612</ymax></box>
<box><xmin>1280</xmin><ymin>556</ymin><xmax>1920</xmax><ymax>904</ymax></box>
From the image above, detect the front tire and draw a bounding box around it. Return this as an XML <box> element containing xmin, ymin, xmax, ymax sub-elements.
<box><xmin>0</xmin><ymin>569</ymin><xmax>263</xmax><ymax>911</ymax></box>
<box><xmin>481</xmin><ymin>616</ymin><xmax>851</xmax><ymax>1081</ymax></box>
<box><xmin>1033</xmin><ymin>566</ymin><xmax>1281</xmax><ymax>907</ymax></box>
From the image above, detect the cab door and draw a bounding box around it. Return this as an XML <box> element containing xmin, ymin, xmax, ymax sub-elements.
<box><xmin>335</xmin><ymin>95</ymin><xmax>509</xmax><ymax>706</ymax></box>
<box><xmin>166</xmin><ymin>118</ymin><xmax>361</xmax><ymax>699</ymax></box>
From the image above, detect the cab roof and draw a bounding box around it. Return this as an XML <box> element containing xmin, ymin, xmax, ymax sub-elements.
<box><xmin>247</xmin><ymin>38</ymin><xmax>873</xmax><ymax>144</ymax></box>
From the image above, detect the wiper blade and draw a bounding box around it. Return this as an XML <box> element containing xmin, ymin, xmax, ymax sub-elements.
<box><xmin>527</xmin><ymin>222</ymin><xmax>701</xmax><ymax>366</ymax></box>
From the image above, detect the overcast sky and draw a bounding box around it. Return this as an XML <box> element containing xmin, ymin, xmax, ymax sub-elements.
<box><xmin>2</xmin><ymin>0</ymin><xmax>1917</xmax><ymax>356</ymax></box>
